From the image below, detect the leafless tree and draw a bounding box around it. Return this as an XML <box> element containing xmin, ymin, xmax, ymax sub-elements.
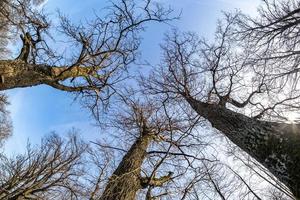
<box><xmin>3</xmin><ymin>0</ymin><xmax>300</xmax><ymax>199</ymax></box>
<box><xmin>79</xmin><ymin>91</ymin><xmax>285</xmax><ymax>200</ymax></box>
<box><xmin>0</xmin><ymin>113</ymin><xmax>268</xmax><ymax>200</ymax></box>
<box><xmin>144</xmin><ymin>3</ymin><xmax>300</xmax><ymax>197</ymax></box>
<box><xmin>0</xmin><ymin>132</ymin><xmax>87</xmax><ymax>199</ymax></box>
<box><xmin>0</xmin><ymin>0</ymin><xmax>11</xmax><ymax>58</ymax></box>
<box><xmin>0</xmin><ymin>0</ymin><xmax>174</xmax><ymax>117</ymax></box>
<box><xmin>0</xmin><ymin>93</ymin><xmax>11</xmax><ymax>146</ymax></box>
<box><xmin>86</xmin><ymin>97</ymin><xmax>210</xmax><ymax>200</ymax></box>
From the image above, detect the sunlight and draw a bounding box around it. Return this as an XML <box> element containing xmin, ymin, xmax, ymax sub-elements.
<box><xmin>286</xmin><ymin>112</ymin><xmax>300</xmax><ymax>124</ymax></box>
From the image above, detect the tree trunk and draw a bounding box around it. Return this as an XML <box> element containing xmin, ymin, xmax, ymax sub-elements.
<box><xmin>185</xmin><ymin>96</ymin><xmax>300</xmax><ymax>198</ymax></box>
<box><xmin>0</xmin><ymin>60</ymin><xmax>96</xmax><ymax>91</ymax></box>
<box><xmin>99</xmin><ymin>134</ymin><xmax>153</xmax><ymax>200</ymax></box>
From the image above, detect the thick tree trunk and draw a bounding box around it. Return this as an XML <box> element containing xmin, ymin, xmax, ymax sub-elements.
<box><xmin>0</xmin><ymin>60</ymin><xmax>95</xmax><ymax>91</ymax></box>
<box><xmin>185</xmin><ymin>96</ymin><xmax>300</xmax><ymax>198</ymax></box>
<box><xmin>99</xmin><ymin>134</ymin><xmax>153</xmax><ymax>200</ymax></box>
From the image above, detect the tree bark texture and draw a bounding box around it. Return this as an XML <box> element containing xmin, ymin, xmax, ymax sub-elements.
<box><xmin>0</xmin><ymin>60</ymin><xmax>95</xmax><ymax>91</ymax></box>
<box><xmin>99</xmin><ymin>134</ymin><xmax>153</xmax><ymax>200</ymax></box>
<box><xmin>185</xmin><ymin>96</ymin><xmax>300</xmax><ymax>198</ymax></box>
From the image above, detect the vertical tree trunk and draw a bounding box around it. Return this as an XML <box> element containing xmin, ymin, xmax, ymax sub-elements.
<box><xmin>185</xmin><ymin>96</ymin><xmax>300</xmax><ymax>198</ymax></box>
<box><xmin>99</xmin><ymin>134</ymin><xmax>153</xmax><ymax>200</ymax></box>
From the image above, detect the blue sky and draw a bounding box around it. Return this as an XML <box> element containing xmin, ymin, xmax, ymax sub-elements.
<box><xmin>4</xmin><ymin>0</ymin><xmax>260</xmax><ymax>155</ymax></box>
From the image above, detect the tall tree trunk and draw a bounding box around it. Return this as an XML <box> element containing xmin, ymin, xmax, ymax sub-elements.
<box><xmin>99</xmin><ymin>134</ymin><xmax>153</xmax><ymax>200</ymax></box>
<box><xmin>185</xmin><ymin>96</ymin><xmax>300</xmax><ymax>198</ymax></box>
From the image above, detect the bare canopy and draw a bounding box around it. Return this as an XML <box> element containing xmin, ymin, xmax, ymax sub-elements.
<box><xmin>0</xmin><ymin>0</ymin><xmax>174</xmax><ymax>116</ymax></box>
<box><xmin>145</xmin><ymin>1</ymin><xmax>300</xmax><ymax>198</ymax></box>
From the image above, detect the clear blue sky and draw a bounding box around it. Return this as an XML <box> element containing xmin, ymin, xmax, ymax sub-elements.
<box><xmin>4</xmin><ymin>0</ymin><xmax>260</xmax><ymax>155</ymax></box>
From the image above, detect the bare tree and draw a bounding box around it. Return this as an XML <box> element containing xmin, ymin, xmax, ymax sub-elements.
<box><xmin>86</xmin><ymin>97</ymin><xmax>209</xmax><ymax>200</ymax></box>
<box><xmin>3</xmin><ymin>0</ymin><xmax>299</xmax><ymax>199</ymax></box>
<box><xmin>0</xmin><ymin>133</ymin><xmax>86</xmax><ymax>199</ymax></box>
<box><xmin>0</xmin><ymin>0</ymin><xmax>176</xmax><ymax>199</ymax></box>
<box><xmin>144</xmin><ymin>5</ymin><xmax>300</xmax><ymax>197</ymax></box>
<box><xmin>0</xmin><ymin>93</ymin><xmax>11</xmax><ymax>146</ymax></box>
<box><xmin>0</xmin><ymin>0</ymin><xmax>173</xmax><ymax>116</ymax></box>
<box><xmin>0</xmin><ymin>0</ymin><xmax>11</xmax><ymax>58</ymax></box>
<box><xmin>79</xmin><ymin>90</ymin><xmax>283</xmax><ymax>200</ymax></box>
<box><xmin>97</xmin><ymin>100</ymin><xmax>186</xmax><ymax>200</ymax></box>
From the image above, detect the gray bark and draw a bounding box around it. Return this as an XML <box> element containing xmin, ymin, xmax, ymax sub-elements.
<box><xmin>185</xmin><ymin>96</ymin><xmax>300</xmax><ymax>198</ymax></box>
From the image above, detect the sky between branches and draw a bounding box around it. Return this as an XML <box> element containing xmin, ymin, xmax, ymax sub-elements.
<box><xmin>4</xmin><ymin>0</ymin><xmax>260</xmax><ymax>155</ymax></box>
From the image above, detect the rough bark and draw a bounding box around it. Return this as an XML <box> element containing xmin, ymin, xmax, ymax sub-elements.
<box><xmin>99</xmin><ymin>133</ymin><xmax>153</xmax><ymax>200</ymax></box>
<box><xmin>185</xmin><ymin>96</ymin><xmax>300</xmax><ymax>198</ymax></box>
<box><xmin>0</xmin><ymin>60</ymin><xmax>97</xmax><ymax>91</ymax></box>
